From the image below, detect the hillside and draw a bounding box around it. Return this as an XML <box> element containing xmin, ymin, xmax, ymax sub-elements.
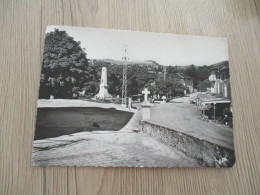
<box><xmin>92</xmin><ymin>59</ymin><xmax>161</xmax><ymax>68</ymax></box>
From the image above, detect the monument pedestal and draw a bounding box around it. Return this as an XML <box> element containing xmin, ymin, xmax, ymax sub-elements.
<box><xmin>141</xmin><ymin>103</ymin><xmax>153</xmax><ymax>121</ymax></box>
<box><xmin>141</xmin><ymin>88</ymin><xmax>152</xmax><ymax>121</ymax></box>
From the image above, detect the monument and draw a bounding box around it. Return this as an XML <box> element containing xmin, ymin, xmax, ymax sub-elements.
<box><xmin>95</xmin><ymin>67</ymin><xmax>112</xmax><ymax>99</ymax></box>
<box><xmin>162</xmin><ymin>96</ymin><xmax>167</xmax><ymax>103</ymax></box>
<box><xmin>142</xmin><ymin>88</ymin><xmax>150</xmax><ymax>104</ymax></box>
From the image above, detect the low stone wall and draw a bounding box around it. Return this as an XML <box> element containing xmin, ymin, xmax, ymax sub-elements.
<box><xmin>141</xmin><ymin>120</ymin><xmax>235</xmax><ymax>167</ymax></box>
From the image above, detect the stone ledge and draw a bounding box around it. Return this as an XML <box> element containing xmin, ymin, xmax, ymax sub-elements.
<box><xmin>141</xmin><ymin>120</ymin><xmax>235</xmax><ymax>167</ymax></box>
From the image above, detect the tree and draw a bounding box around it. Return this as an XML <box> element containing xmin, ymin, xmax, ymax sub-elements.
<box><xmin>39</xmin><ymin>29</ymin><xmax>89</xmax><ymax>99</ymax></box>
<box><xmin>185</xmin><ymin>65</ymin><xmax>197</xmax><ymax>77</ymax></box>
<box><xmin>154</xmin><ymin>76</ymin><xmax>183</xmax><ymax>97</ymax></box>
<box><xmin>166</xmin><ymin>66</ymin><xmax>175</xmax><ymax>74</ymax></box>
<box><xmin>197</xmin><ymin>65</ymin><xmax>210</xmax><ymax>81</ymax></box>
<box><xmin>127</xmin><ymin>65</ymin><xmax>151</xmax><ymax>95</ymax></box>
<box><xmin>198</xmin><ymin>79</ymin><xmax>211</xmax><ymax>92</ymax></box>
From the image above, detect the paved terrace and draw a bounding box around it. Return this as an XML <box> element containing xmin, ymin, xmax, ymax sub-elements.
<box><xmin>32</xmin><ymin>99</ymin><xmax>199</xmax><ymax>167</ymax></box>
<box><xmin>32</xmin><ymin>129</ymin><xmax>199</xmax><ymax>167</ymax></box>
<box><xmin>150</xmin><ymin>97</ymin><xmax>234</xmax><ymax>150</ymax></box>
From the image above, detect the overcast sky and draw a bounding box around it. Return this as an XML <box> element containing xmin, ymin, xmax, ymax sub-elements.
<box><xmin>46</xmin><ymin>26</ymin><xmax>228</xmax><ymax>66</ymax></box>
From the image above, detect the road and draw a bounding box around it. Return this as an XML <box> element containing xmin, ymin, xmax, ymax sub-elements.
<box><xmin>150</xmin><ymin>97</ymin><xmax>234</xmax><ymax>150</ymax></box>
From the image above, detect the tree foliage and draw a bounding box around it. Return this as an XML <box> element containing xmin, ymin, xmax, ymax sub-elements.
<box><xmin>198</xmin><ymin>79</ymin><xmax>211</xmax><ymax>92</ymax></box>
<box><xmin>185</xmin><ymin>65</ymin><xmax>197</xmax><ymax>78</ymax></box>
<box><xmin>155</xmin><ymin>76</ymin><xmax>186</xmax><ymax>97</ymax></box>
<box><xmin>184</xmin><ymin>65</ymin><xmax>211</xmax><ymax>87</ymax></box>
<box><xmin>39</xmin><ymin>29</ymin><xmax>89</xmax><ymax>98</ymax></box>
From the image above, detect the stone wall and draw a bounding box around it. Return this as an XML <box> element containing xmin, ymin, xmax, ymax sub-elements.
<box><xmin>141</xmin><ymin>121</ymin><xmax>235</xmax><ymax>167</ymax></box>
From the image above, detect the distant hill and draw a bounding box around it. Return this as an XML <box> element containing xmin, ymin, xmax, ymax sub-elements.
<box><xmin>90</xmin><ymin>59</ymin><xmax>161</xmax><ymax>69</ymax></box>
<box><xmin>209</xmin><ymin>61</ymin><xmax>229</xmax><ymax>69</ymax></box>
<box><xmin>175</xmin><ymin>61</ymin><xmax>229</xmax><ymax>70</ymax></box>
<box><xmin>90</xmin><ymin>59</ymin><xmax>229</xmax><ymax>71</ymax></box>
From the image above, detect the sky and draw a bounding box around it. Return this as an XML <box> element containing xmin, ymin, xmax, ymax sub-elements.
<box><xmin>46</xmin><ymin>26</ymin><xmax>229</xmax><ymax>66</ymax></box>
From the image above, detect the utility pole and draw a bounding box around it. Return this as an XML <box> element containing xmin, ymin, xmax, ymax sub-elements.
<box><xmin>121</xmin><ymin>44</ymin><xmax>129</xmax><ymax>107</ymax></box>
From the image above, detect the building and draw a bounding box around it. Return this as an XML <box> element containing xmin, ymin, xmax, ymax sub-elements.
<box><xmin>209</xmin><ymin>61</ymin><xmax>231</xmax><ymax>99</ymax></box>
<box><xmin>173</xmin><ymin>73</ymin><xmax>194</xmax><ymax>93</ymax></box>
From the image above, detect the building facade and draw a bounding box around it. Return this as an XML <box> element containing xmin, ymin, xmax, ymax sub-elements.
<box><xmin>209</xmin><ymin>61</ymin><xmax>231</xmax><ymax>99</ymax></box>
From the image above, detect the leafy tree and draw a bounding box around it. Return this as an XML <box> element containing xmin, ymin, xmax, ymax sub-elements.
<box><xmin>184</xmin><ymin>65</ymin><xmax>212</xmax><ymax>89</ymax></box>
<box><xmin>39</xmin><ymin>29</ymin><xmax>89</xmax><ymax>98</ymax></box>
<box><xmin>198</xmin><ymin>79</ymin><xmax>211</xmax><ymax>92</ymax></box>
<box><xmin>185</xmin><ymin>65</ymin><xmax>197</xmax><ymax>77</ymax></box>
<box><xmin>197</xmin><ymin>65</ymin><xmax>210</xmax><ymax>81</ymax></box>
<box><xmin>154</xmin><ymin>76</ymin><xmax>185</xmax><ymax>97</ymax></box>
<box><xmin>127</xmin><ymin>65</ymin><xmax>151</xmax><ymax>95</ymax></box>
<box><xmin>157</xmin><ymin>65</ymin><xmax>163</xmax><ymax>72</ymax></box>
<box><xmin>166</xmin><ymin>66</ymin><xmax>175</xmax><ymax>74</ymax></box>
<box><xmin>107</xmin><ymin>65</ymin><xmax>123</xmax><ymax>95</ymax></box>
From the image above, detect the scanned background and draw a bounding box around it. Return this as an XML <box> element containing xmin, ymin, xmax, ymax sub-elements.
<box><xmin>0</xmin><ymin>0</ymin><xmax>260</xmax><ymax>194</ymax></box>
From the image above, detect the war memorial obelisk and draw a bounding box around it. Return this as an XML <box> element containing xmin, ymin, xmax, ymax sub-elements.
<box><xmin>95</xmin><ymin>67</ymin><xmax>112</xmax><ymax>99</ymax></box>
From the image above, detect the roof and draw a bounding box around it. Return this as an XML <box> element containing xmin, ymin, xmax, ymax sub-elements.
<box><xmin>197</xmin><ymin>93</ymin><xmax>230</xmax><ymax>103</ymax></box>
<box><xmin>201</xmin><ymin>100</ymin><xmax>231</xmax><ymax>104</ymax></box>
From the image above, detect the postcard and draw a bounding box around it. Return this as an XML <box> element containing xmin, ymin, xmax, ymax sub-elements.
<box><xmin>32</xmin><ymin>26</ymin><xmax>235</xmax><ymax>167</ymax></box>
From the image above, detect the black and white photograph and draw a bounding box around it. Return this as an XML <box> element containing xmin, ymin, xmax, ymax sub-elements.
<box><xmin>32</xmin><ymin>26</ymin><xmax>235</xmax><ymax>167</ymax></box>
